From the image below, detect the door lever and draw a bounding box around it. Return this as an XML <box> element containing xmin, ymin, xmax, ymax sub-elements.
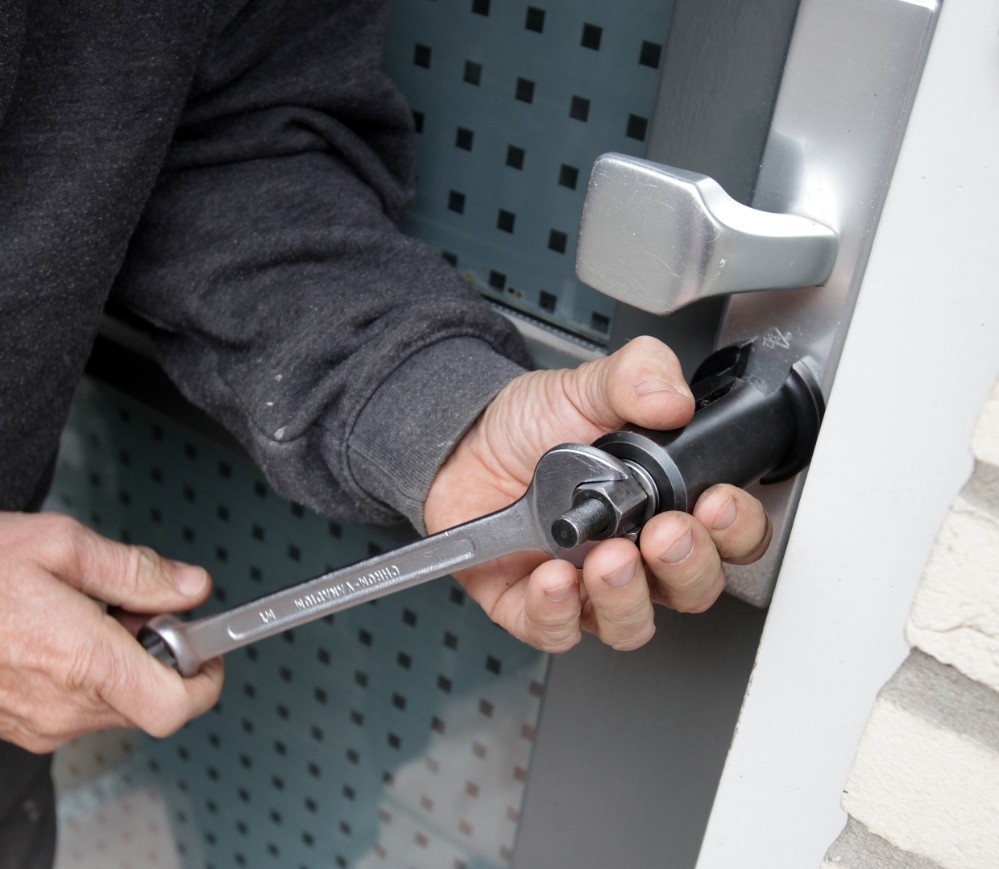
<box><xmin>575</xmin><ymin>154</ymin><xmax>838</xmax><ymax>316</ymax></box>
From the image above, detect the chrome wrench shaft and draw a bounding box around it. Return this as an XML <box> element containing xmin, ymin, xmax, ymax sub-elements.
<box><xmin>140</xmin><ymin>444</ymin><xmax>635</xmax><ymax>676</ymax></box>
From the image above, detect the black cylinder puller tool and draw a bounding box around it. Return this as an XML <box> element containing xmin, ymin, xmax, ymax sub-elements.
<box><xmin>550</xmin><ymin>342</ymin><xmax>824</xmax><ymax>548</ymax></box>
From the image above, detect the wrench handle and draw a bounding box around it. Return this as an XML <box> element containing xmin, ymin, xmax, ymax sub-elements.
<box><xmin>139</xmin><ymin>499</ymin><xmax>542</xmax><ymax>677</ymax></box>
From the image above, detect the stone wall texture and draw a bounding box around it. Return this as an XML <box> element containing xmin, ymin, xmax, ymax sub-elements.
<box><xmin>822</xmin><ymin>376</ymin><xmax>999</xmax><ymax>869</ymax></box>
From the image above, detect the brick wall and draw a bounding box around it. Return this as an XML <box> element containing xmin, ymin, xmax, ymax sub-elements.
<box><xmin>822</xmin><ymin>376</ymin><xmax>999</xmax><ymax>869</ymax></box>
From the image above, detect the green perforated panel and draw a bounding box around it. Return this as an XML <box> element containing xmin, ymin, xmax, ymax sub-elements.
<box><xmin>50</xmin><ymin>379</ymin><xmax>547</xmax><ymax>869</ymax></box>
<box><xmin>383</xmin><ymin>0</ymin><xmax>675</xmax><ymax>344</ymax></box>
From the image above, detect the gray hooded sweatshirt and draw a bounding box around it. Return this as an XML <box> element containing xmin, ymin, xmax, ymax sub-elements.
<box><xmin>0</xmin><ymin>0</ymin><xmax>529</xmax><ymax>527</ymax></box>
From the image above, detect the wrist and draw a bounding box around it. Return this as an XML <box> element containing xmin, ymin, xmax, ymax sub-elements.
<box><xmin>348</xmin><ymin>338</ymin><xmax>526</xmax><ymax>532</ymax></box>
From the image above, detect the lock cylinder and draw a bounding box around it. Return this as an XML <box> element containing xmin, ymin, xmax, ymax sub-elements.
<box><xmin>551</xmin><ymin>343</ymin><xmax>825</xmax><ymax>546</ymax></box>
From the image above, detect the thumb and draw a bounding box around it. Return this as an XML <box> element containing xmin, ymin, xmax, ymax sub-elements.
<box><xmin>568</xmin><ymin>336</ymin><xmax>695</xmax><ymax>432</ymax></box>
<box><xmin>40</xmin><ymin>515</ymin><xmax>211</xmax><ymax>613</ymax></box>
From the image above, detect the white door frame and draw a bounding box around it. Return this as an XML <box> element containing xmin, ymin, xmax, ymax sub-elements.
<box><xmin>697</xmin><ymin>1</ymin><xmax>999</xmax><ymax>865</ymax></box>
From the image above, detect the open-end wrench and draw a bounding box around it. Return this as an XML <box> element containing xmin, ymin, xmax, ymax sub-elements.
<box><xmin>141</xmin><ymin>342</ymin><xmax>825</xmax><ymax>677</ymax></box>
<box><xmin>140</xmin><ymin>444</ymin><xmax>650</xmax><ymax>677</ymax></box>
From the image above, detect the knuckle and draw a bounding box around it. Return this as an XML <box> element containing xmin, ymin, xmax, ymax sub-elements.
<box><xmin>64</xmin><ymin>630</ymin><xmax>105</xmax><ymax>695</ymax></box>
<box><xmin>536</xmin><ymin>630</ymin><xmax>582</xmax><ymax>654</ymax></box>
<box><xmin>670</xmin><ymin>571</ymin><xmax>725</xmax><ymax>613</ymax></box>
<box><xmin>12</xmin><ymin>726</ymin><xmax>62</xmax><ymax>754</ymax></box>
<box><xmin>24</xmin><ymin>735</ymin><xmax>60</xmax><ymax>754</ymax></box>
<box><xmin>122</xmin><ymin>545</ymin><xmax>161</xmax><ymax>595</ymax></box>
<box><xmin>671</xmin><ymin>563</ymin><xmax>713</xmax><ymax>594</ymax></box>
<box><xmin>525</xmin><ymin>616</ymin><xmax>582</xmax><ymax>654</ymax></box>
<box><xmin>39</xmin><ymin>513</ymin><xmax>87</xmax><ymax>565</ymax></box>
<box><xmin>606</xmin><ymin>623</ymin><xmax>656</xmax><ymax>652</ymax></box>
<box><xmin>2</xmin><ymin>706</ymin><xmax>65</xmax><ymax>754</ymax></box>
<box><xmin>655</xmin><ymin>549</ymin><xmax>725</xmax><ymax>610</ymax></box>
<box><xmin>29</xmin><ymin>711</ymin><xmax>83</xmax><ymax>751</ymax></box>
<box><xmin>595</xmin><ymin>601</ymin><xmax>655</xmax><ymax>651</ymax></box>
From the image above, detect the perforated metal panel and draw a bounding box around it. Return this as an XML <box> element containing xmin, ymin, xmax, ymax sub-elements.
<box><xmin>383</xmin><ymin>0</ymin><xmax>675</xmax><ymax>345</ymax></box>
<box><xmin>50</xmin><ymin>378</ymin><xmax>548</xmax><ymax>869</ymax></box>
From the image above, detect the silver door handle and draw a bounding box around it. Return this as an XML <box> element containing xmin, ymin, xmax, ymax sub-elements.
<box><xmin>575</xmin><ymin>154</ymin><xmax>838</xmax><ymax>316</ymax></box>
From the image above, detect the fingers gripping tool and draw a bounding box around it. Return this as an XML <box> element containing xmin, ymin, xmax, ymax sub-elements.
<box><xmin>141</xmin><ymin>343</ymin><xmax>823</xmax><ymax>676</ymax></box>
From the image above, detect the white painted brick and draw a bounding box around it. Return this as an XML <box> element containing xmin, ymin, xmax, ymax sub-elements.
<box><xmin>826</xmin><ymin>381</ymin><xmax>999</xmax><ymax>869</ymax></box>
<box><xmin>906</xmin><ymin>495</ymin><xmax>999</xmax><ymax>694</ymax></box>
<box><xmin>842</xmin><ymin>700</ymin><xmax>999</xmax><ymax>868</ymax></box>
<box><xmin>841</xmin><ymin>656</ymin><xmax>999</xmax><ymax>869</ymax></box>
<box><xmin>822</xmin><ymin>818</ymin><xmax>946</xmax><ymax>869</ymax></box>
<box><xmin>971</xmin><ymin>377</ymin><xmax>999</xmax><ymax>468</ymax></box>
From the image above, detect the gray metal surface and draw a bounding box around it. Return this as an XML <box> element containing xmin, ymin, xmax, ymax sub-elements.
<box><xmin>576</xmin><ymin>156</ymin><xmax>837</xmax><ymax>315</ymax></box>
<box><xmin>721</xmin><ymin>0</ymin><xmax>939</xmax><ymax>605</ymax></box>
<box><xmin>512</xmin><ymin>597</ymin><xmax>767</xmax><ymax>869</ymax></box>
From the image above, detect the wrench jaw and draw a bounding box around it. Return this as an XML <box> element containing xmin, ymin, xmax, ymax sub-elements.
<box><xmin>526</xmin><ymin>444</ymin><xmax>638</xmax><ymax>557</ymax></box>
<box><xmin>549</xmin><ymin>471</ymin><xmax>656</xmax><ymax>550</ymax></box>
<box><xmin>140</xmin><ymin>614</ymin><xmax>201</xmax><ymax>678</ymax></box>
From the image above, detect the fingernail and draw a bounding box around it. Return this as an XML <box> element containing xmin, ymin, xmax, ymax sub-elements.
<box><xmin>661</xmin><ymin>531</ymin><xmax>693</xmax><ymax>565</ymax></box>
<box><xmin>173</xmin><ymin>562</ymin><xmax>208</xmax><ymax>597</ymax></box>
<box><xmin>711</xmin><ymin>498</ymin><xmax>738</xmax><ymax>531</ymax></box>
<box><xmin>602</xmin><ymin>558</ymin><xmax>638</xmax><ymax>588</ymax></box>
<box><xmin>544</xmin><ymin>581</ymin><xmax>576</xmax><ymax>603</ymax></box>
<box><xmin>635</xmin><ymin>378</ymin><xmax>690</xmax><ymax>397</ymax></box>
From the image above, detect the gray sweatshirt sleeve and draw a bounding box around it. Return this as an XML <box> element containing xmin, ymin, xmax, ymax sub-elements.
<box><xmin>111</xmin><ymin>0</ymin><xmax>530</xmax><ymax>530</ymax></box>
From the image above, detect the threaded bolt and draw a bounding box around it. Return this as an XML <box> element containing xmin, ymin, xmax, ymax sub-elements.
<box><xmin>551</xmin><ymin>498</ymin><xmax>612</xmax><ymax>549</ymax></box>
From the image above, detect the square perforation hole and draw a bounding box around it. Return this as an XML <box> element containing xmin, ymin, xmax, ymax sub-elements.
<box><xmin>626</xmin><ymin>113</ymin><xmax>649</xmax><ymax>141</ymax></box>
<box><xmin>515</xmin><ymin>77</ymin><xmax>535</xmax><ymax>103</ymax></box>
<box><xmin>463</xmin><ymin>60</ymin><xmax>483</xmax><ymax>86</ymax></box>
<box><xmin>525</xmin><ymin>6</ymin><xmax>545</xmax><ymax>32</ymax></box>
<box><xmin>640</xmin><ymin>39</ymin><xmax>664</xmax><ymax>68</ymax></box>
<box><xmin>591</xmin><ymin>311</ymin><xmax>611</xmax><ymax>334</ymax></box>
<box><xmin>581</xmin><ymin>23</ymin><xmax>603</xmax><ymax>50</ymax></box>
<box><xmin>558</xmin><ymin>164</ymin><xmax>580</xmax><ymax>189</ymax></box>
<box><xmin>413</xmin><ymin>43</ymin><xmax>432</xmax><ymax>69</ymax></box>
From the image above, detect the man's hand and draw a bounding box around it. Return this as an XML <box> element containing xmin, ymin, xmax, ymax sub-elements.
<box><xmin>424</xmin><ymin>337</ymin><xmax>772</xmax><ymax>653</ymax></box>
<box><xmin>0</xmin><ymin>512</ymin><xmax>223</xmax><ymax>753</ymax></box>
